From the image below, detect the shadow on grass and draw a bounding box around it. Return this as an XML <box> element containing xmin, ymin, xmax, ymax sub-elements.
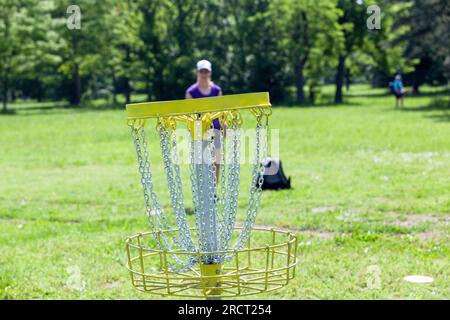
<box><xmin>409</xmin><ymin>88</ymin><xmax>450</xmax><ymax>98</ymax></box>
<box><xmin>283</xmin><ymin>97</ymin><xmax>362</xmax><ymax>108</ymax></box>
<box><xmin>400</xmin><ymin>98</ymin><xmax>450</xmax><ymax>122</ymax></box>
<box><xmin>348</xmin><ymin>88</ymin><xmax>449</xmax><ymax>98</ymax></box>
<box><xmin>424</xmin><ymin>113</ymin><xmax>450</xmax><ymax>122</ymax></box>
<box><xmin>346</xmin><ymin>90</ymin><xmax>391</xmax><ymax>98</ymax></box>
<box><xmin>0</xmin><ymin>100</ymin><xmax>126</xmax><ymax>116</ymax></box>
<box><xmin>401</xmin><ymin>98</ymin><xmax>450</xmax><ymax>112</ymax></box>
<box><xmin>81</xmin><ymin>100</ymin><xmax>127</xmax><ymax>110</ymax></box>
<box><xmin>0</xmin><ymin>109</ymin><xmax>17</xmax><ymax>115</ymax></box>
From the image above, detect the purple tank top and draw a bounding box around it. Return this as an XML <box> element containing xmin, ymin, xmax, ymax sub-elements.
<box><xmin>186</xmin><ymin>83</ymin><xmax>222</xmax><ymax>98</ymax></box>
<box><xmin>186</xmin><ymin>83</ymin><xmax>222</xmax><ymax>129</ymax></box>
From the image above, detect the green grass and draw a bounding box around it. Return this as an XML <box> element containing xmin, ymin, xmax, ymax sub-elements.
<box><xmin>0</xmin><ymin>84</ymin><xmax>449</xmax><ymax>299</ymax></box>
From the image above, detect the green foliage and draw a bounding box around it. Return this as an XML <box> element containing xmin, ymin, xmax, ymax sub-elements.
<box><xmin>0</xmin><ymin>0</ymin><xmax>52</xmax><ymax>111</ymax></box>
<box><xmin>393</xmin><ymin>0</ymin><xmax>450</xmax><ymax>90</ymax></box>
<box><xmin>272</xmin><ymin>0</ymin><xmax>344</xmax><ymax>103</ymax></box>
<box><xmin>362</xmin><ymin>0</ymin><xmax>414</xmax><ymax>85</ymax></box>
<box><xmin>52</xmin><ymin>0</ymin><xmax>121</xmax><ymax>104</ymax></box>
<box><xmin>0</xmin><ymin>0</ymin><xmax>447</xmax><ymax>108</ymax></box>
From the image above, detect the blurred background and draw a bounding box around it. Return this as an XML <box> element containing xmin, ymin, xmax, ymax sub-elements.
<box><xmin>0</xmin><ymin>0</ymin><xmax>448</xmax><ymax>111</ymax></box>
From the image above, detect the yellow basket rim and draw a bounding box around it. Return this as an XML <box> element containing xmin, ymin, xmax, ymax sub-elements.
<box><xmin>125</xmin><ymin>227</ymin><xmax>297</xmax><ymax>255</ymax></box>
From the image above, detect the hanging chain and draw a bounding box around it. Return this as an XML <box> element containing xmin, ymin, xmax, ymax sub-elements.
<box><xmin>219</xmin><ymin>119</ymin><xmax>241</xmax><ymax>254</ymax></box>
<box><xmin>130</xmin><ymin>108</ymin><xmax>269</xmax><ymax>268</ymax></box>
<box><xmin>217</xmin><ymin>125</ymin><xmax>228</xmax><ymax>250</ymax></box>
<box><xmin>158</xmin><ymin>125</ymin><xmax>196</xmax><ymax>253</ymax></box>
<box><xmin>189</xmin><ymin>135</ymin><xmax>205</xmax><ymax>251</ymax></box>
<box><xmin>132</xmin><ymin>126</ymin><xmax>195</xmax><ymax>271</ymax></box>
<box><xmin>232</xmin><ymin>114</ymin><xmax>267</xmax><ymax>251</ymax></box>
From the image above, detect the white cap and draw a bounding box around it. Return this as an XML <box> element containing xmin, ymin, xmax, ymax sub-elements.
<box><xmin>197</xmin><ymin>60</ymin><xmax>212</xmax><ymax>71</ymax></box>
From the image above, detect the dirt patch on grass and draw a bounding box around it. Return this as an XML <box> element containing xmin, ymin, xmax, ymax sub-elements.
<box><xmin>416</xmin><ymin>231</ymin><xmax>448</xmax><ymax>241</ymax></box>
<box><xmin>390</xmin><ymin>214</ymin><xmax>448</xmax><ymax>227</ymax></box>
<box><xmin>304</xmin><ymin>231</ymin><xmax>336</xmax><ymax>239</ymax></box>
<box><xmin>253</xmin><ymin>224</ymin><xmax>335</xmax><ymax>239</ymax></box>
<box><xmin>104</xmin><ymin>280</ymin><xmax>122</xmax><ymax>290</ymax></box>
<box><xmin>311</xmin><ymin>206</ymin><xmax>338</xmax><ymax>214</ymax></box>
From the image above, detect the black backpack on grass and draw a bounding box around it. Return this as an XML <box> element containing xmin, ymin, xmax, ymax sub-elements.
<box><xmin>257</xmin><ymin>157</ymin><xmax>291</xmax><ymax>190</ymax></box>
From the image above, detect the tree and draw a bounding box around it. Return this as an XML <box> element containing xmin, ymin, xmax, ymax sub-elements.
<box><xmin>107</xmin><ymin>0</ymin><xmax>144</xmax><ymax>104</ymax></box>
<box><xmin>20</xmin><ymin>1</ymin><xmax>62</xmax><ymax>102</ymax></box>
<box><xmin>334</xmin><ymin>0</ymin><xmax>370</xmax><ymax>104</ymax></box>
<box><xmin>361</xmin><ymin>1</ymin><xmax>414</xmax><ymax>87</ymax></box>
<box><xmin>240</xmin><ymin>0</ymin><xmax>287</xmax><ymax>101</ymax></box>
<box><xmin>273</xmin><ymin>0</ymin><xmax>343</xmax><ymax>104</ymax></box>
<box><xmin>138</xmin><ymin>0</ymin><xmax>171</xmax><ymax>101</ymax></box>
<box><xmin>272</xmin><ymin>0</ymin><xmax>310</xmax><ymax>104</ymax></box>
<box><xmin>393</xmin><ymin>0</ymin><xmax>450</xmax><ymax>94</ymax></box>
<box><xmin>0</xmin><ymin>1</ymin><xmax>32</xmax><ymax>111</ymax></box>
<box><xmin>137</xmin><ymin>0</ymin><xmax>212</xmax><ymax>100</ymax></box>
<box><xmin>52</xmin><ymin>0</ymin><xmax>118</xmax><ymax>105</ymax></box>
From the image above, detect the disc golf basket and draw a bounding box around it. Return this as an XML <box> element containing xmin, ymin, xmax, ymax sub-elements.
<box><xmin>125</xmin><ymin>93</ymin><xmax>298</xmax><ymax>298</ymax></box>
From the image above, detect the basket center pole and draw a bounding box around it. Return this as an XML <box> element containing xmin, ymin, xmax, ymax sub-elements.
<box><xmin>193</xmin><ymin>120</ymin><xmax>219</xmax><ymax>261</ymax></box>
<box><xmin>193</xmin><ymin>119</ymin><xmax>223</xmax><ymax>297</ymax></box>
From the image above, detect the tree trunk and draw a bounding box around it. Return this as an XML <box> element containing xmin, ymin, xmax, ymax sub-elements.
<box><xmin>154</xmin><ymin>62</ymin><xmax>165</xmax><ymax>100</ymax></box>
<box><xmin>111</xmin><ymin>67</ymin><xmax>117</xmax><ymax>105</ymax></box>
<box><xmin>309</xmin><ymin>85</ymin><xmax>316</xmax><ymax>105</ymax></box>
<box><xmin>36</xmin><ymin>83</ymin><xmax>43</xmax><ymax>102</ymax></box>
<box><xmin>345</xmin><ymin>68</ymin><xmax>351</xmax><ymax>91</ymax></box>
<box><xmin>112</xmin><ymin>92</ymin><xmax>117</xmax><ymax>105</ymax></box>
<box><xmin>145</xmin><ymin>67</ymin><xmax>151</xmax><ymax>101</ymax></box>
<box><xmin>412</xmin><ymin>82</ymin><xmax>420</xmax><ymax>95</ymax></box>
<box><xmin>335</xmin><ymin>55</ymin><xmax>346</xmax><ymax>104</ymax></box>
<box><xmin>124</xmin><ymin>80</ymin><xmax>131</xmax><ymax>104</ymax></box>
<box><xmin>124</xmin><ymin>47</ymin><xmax>132</xmax><ymax>104</ymax></box>
<box><xmin>73</xmin><ymin>63</ymin><xmax>81</xmax><ymax>105</ymax></box>
<box><xmin>294</xmin><ymin>63</ymin><xmax>306</xmax><ymax>104</ymax></box>
<box><xmin>70</xmin><ymin>34</ymin><xmax>81</xmax><ymax>106</ymax></box>
<box><xmin>2</xmin><ymin>78</ymin><xmax>7</xmax><ymax>112</ymax></box>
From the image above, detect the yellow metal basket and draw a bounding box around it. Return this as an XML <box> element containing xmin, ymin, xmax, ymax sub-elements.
<box><xmin>125</xmin><ymin>227</ymin><xmax>299</xmax><ymax>298</ymax></box>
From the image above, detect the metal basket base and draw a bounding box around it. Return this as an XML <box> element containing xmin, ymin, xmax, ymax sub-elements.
<box><xmin>125</xmin><ymin>228</ymin><xmax>298</xmax><ymax>298</ymax></box>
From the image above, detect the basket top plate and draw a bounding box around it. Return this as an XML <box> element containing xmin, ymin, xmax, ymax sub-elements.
<box><xmin>126</xmin><ymin>92</ymin><xmax>271</xmax><ymax>120</ymax></box>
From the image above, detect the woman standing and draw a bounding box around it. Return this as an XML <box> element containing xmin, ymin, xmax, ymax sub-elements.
<box><xmin>186</xmin><ymin>59</ymin><xmax>224</xmax><ymax>180</ymax></box>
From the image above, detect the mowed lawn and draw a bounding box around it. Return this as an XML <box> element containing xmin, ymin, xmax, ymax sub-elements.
<box><xmin>0</xmin><ymin>85</ymin><xmax>449</xmax><ymax>299</ymax></box>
